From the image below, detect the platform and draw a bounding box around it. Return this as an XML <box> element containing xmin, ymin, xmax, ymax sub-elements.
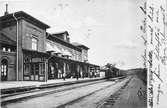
<box><xmin>0</xmin><ymin>77</ymin><xmax>103</xmax><ymax>94</ymax></box>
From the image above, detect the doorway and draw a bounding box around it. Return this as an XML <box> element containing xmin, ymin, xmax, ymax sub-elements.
<box><xmin>30</xmin><ymin>63</ymin><xmax>39</xmax><ymax>81</ymax></box>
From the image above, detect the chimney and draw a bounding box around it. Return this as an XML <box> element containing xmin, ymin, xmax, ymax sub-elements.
<box><xmin>4</xmin><ymin>4</ymin><xmax>9</xmax><ymax>15</ymax></box>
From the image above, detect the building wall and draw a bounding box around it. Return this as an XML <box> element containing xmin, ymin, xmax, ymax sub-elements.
<box><xmin>1</xmin><ymin>19</ymin><xmax>47</xmax><ymax>81</ymax></box>
<box><xmin>81</xmin><ymin>49</ymin><xmax>88</xmax><ymax>62</ymax></box>
<box><xmin>1</xmin><ymin>25</ymin><xmax>17</xmax><ymax>41</ymax></box>
<box><xmin>0</xmin><ymin>51</ymin><xmax>16</xmax><ymax>80</ymax></box>
<box><xmin>1</xmin><ymin>18</ymin><xmax>46</xmax><ymax>53</ymax></box>
<box><xmin>0</xmin><ymin>21</ymin><xmax>23</xmax><ymax>80</ymax></box>
<box><xmin>22</xmin><ymin>20</ymin><xmax>46</xmax><ymax>52</ymax></box>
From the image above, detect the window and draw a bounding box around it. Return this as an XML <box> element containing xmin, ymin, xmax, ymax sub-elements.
<box><xmin>24</xmin><ymin>56</ymin><xmax>31</xmax><ymax>63</ymax></box>
<box><xmin>1</xmin><ymin>59</ymin><xmax>8</xmax><ymax>81</ymax></box>
<box><xmin>7</xmin><ymin>48</ymin><xmax>11</xmax><ymax>52</ymax></box>
<box><xmin>24</xmin><ymin>64</ymin><xmax>30</xmax><ymax>75</ymax></box>
<box><xmin>30</xmin><ymin>64</ymin><xmax>39</xmax><ymax>75</ymax></box>
<box><xmin>3</xmin><ymin>47</ymin><xmax>6</xmax><ymax>51</ymax></box>
<box><xmin>39</xmin><ymin>63</ymin><xmax>45</xmax><ymax>75</ymax></box>
<box><xmin>32</xmin><ymin>37</ymin><xmax>38</xmax><ymax>50</ymax></box>
<box><xmin>34</xmin><ymin>64</ymin><xmax>39</xmax><ymax>75</ymax></box>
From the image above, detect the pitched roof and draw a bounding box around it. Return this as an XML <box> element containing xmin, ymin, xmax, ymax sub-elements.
<box><xmin>0</xmin><ymin>32</ymin><xmax>16</xmax><ymax>46</ymax></box>
<box><xmin>0</xmin><ymin>11</ymin><xmax>50</xmax><ymax>29</ymax></box>
<box><xmin>51</xmin><ymin>31</ymin><xmax>69</xmax><ymax>36</ymax></box>
<box><xmin>72</xmin><ymin>42</ymin><xmax>89</xmax><ymax>50</ymax></box>
<box><xmin>46</xmin><ymin>33</ymin><xmax>82</xmax><ymax>52</ymax></box>
<box><xmin>71</xmin><ymin>42</ymin><xmax>81</xmax><ymax>46</ymax></box>
<box><xmin>46</xmin><ymin>40</ymin><xmax>62</xmax><ymax>54</ymax></box>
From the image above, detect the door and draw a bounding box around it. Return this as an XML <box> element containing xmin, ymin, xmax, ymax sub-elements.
<box><xmin>30</xmin><ymin>63</ymin><xmax>39</xmax><ymax>81</ymax></box>
<box><xmin>1</xmin><ymin>59</ymin><xmax>8</xmax><ymax>81</ymax></box>
<box><xmin>34</xmin><ymin>63</ymin><xmax>39</xmax><ymax>80</ymax></box>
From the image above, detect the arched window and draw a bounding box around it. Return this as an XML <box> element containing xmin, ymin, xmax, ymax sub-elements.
<box><xmin>1</xmin><ymin>59</ymin><xmax>8</xmax><ymax>81</ymax></box>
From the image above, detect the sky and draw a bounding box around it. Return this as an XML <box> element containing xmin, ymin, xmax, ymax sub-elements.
<box><xmin>0</xmin><ymin>0</ymin><xmax>145</xmax><ymax>69</ymax></box>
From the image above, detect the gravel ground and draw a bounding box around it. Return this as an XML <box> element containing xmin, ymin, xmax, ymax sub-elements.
<box><xmin>101</xmin><ymin>75</ymin><xmax>147</xmax><ymax>108</ymax></box>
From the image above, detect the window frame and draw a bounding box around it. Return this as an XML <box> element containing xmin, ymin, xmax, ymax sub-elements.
<box><xmin>31</xmin><ymin>35</ymin><xmax>38</xmax><ymax>51</ymax></box>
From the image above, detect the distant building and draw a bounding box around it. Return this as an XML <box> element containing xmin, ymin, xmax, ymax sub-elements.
<box><xmin>0</xmin><ymin>11</ymin><xmax>99</xmax><ymax>81</ymax></box>
<box><xmin>99</xmin><ymin>66</ymin><xmax>107</xmax><ymax>78</ymax></box>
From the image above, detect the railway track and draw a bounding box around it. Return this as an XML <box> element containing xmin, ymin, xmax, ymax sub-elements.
<box><xmin>1</xmin><ymin>80</ymin><xmax>104</xmax><ymax>105</ymax></box>
<box><xmin>57</xmin><ymin>76</ymin><xmax>129</xmax><ymax>108</ymax></box>
<box><xmin>1</xmin><ymin>76</ymin><xmax>126</xmax><ymax>106</ymax></box>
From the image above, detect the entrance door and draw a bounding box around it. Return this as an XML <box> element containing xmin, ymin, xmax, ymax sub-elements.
<box><xmin>1</xmin><ymin>59</ymin><xmax>8</xmax><ymax>81</ymax></box>
<box><xmin>34</xmin><ymin>63</ymin><xmax>39</xmax><ymax>80</ymax></box>
<box><xmin>48</xmin><ymin>62</ymin><xmax>58</xmax><ymax>79</ymax></box>
<box><xmin>30</xmin><ymin>63</ymin><xmax>39</xmax><ymax>81</ymax></box>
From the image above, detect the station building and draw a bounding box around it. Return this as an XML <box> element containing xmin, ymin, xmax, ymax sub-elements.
<box><xmin>0</xmin><ymin>11</ymin><xmax>100</xmax><ymax>81</ymax></box>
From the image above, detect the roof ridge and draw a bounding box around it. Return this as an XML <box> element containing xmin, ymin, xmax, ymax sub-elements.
<box><xmin>51</xmin><ymin>31</ymin><xmax>68</xmax><ymax>35</ymax></box>
<box><xmin>0</xmin><ymin>11</ymin><xmax>50</xmax><ymax>29</ymax></box>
